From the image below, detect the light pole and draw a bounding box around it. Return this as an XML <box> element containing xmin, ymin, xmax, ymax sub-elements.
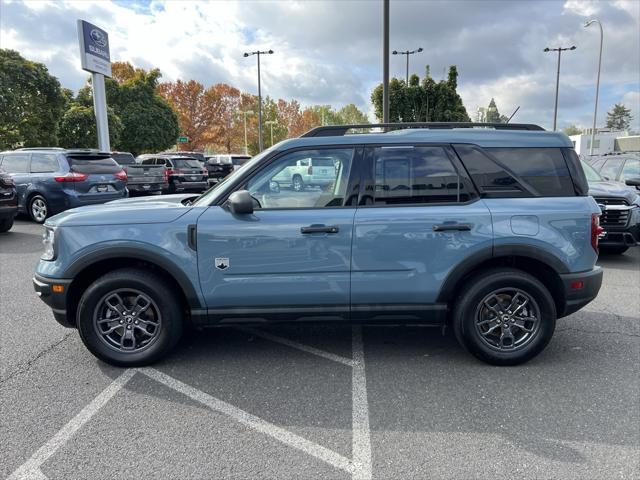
<box><xmin>382</xmin><ymin>0</ymin><xmax>389</xmax><ymax>124</ymax></box>
<box><xmin>266</xmin><ymin>120</ymin><xmax>277</xmax><ymax>147</ymax></box>
<box><xmin>585</xmin><ymin>19</ymin><xmax>603</xmax><ymax>155</ymax></box>
<box><xmin>243</xmin><ymin>49</ymin><xmax>273</xmax><ymax>152</ymax></box>
<box><xmin>239</xmin><ymin>110</ymin><xmax>254</xmax><ymax>155</ymax></box>
<box><xmin>392</xmin><ymin>47</ymin><xmax>424</xmax><ymax>84</ymax></box>
<box><xmin>544</xmin><ymin>45</ymin><xmax>576</xmax><ymax>131</ymax></box>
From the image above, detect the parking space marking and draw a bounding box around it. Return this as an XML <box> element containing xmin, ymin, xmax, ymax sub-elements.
<box><xmin>140</xmin><ymin>367</ymin><xmax>356</xmax><ymax>476</ymax></box>
<box><xmin>351</xmin><ymin>326</ymin><xmax>372</xmax><ymax>480</ymax></box>
<box><xmin>240</xmin><ymin>327</ymin><xmax>357</xmax><ymax>367</ymax></box>
<box><xmin>8</xmin><ymin>369</ymin><xmax>136</xmax><ymax>480</ymax></box>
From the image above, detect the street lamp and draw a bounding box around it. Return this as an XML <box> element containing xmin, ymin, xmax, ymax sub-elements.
<box><xmin>238</xmin><ymin>110</ymin><xmax>254</xmax><ymax>155</ymax></box>
<box><xmin>243</xmin><ymin>49</ymin><xmax>274</xmax><ymax>152</ymax></box>
<box><xmin>544</xmin><ymin>45</ymin><xmax>576</xmax><ymax>131</ymax></box>
<box><xmin>265</xmin><ymin>120</ymin><xmax>278</xmax><ymax>147</ymax></box>
<box><xmin>585</xmin><ymin>19</ymin><xmax>603</xmax><ymax>155</ymax></box>
<box><xmin>392</xmin><ymin>47</ymin><xmax>424</xmax><ymax>84</ymax></box>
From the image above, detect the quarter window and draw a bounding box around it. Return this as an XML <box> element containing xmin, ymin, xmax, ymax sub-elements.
<box><xmin>30</xmin><ymin>154</ymin><xmax>59</xmax><ymax>173</ymax></box>
<box><xmin>247</xmin><ymin>148</ymin><xmax>355</xmax><ymax>209</ymax></box>
<box><xmin>371</xmin><ymin>146</ymin><xmax>469</xmax><ymax>205</ymax></box>
<box><xmin>0</xmin><ymin>153</ymin><xmax>30</xmax><ymax>173</ymax></box>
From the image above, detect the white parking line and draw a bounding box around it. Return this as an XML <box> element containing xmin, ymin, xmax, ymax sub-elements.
<box><xmin>140</xmin><ymin>367</ymin><xmax>356</xmax><ymax>476</ymax></box>
<box><xmin>240</xmin><ymin>327</ymin><xmax>357</xmax><ymax>367</ymax></box>
<box><xmin>8</xmin><ymin>369</ymin><xmax>136</xmax><ymax>480</ymax></box>
<box><xmin>351</xmin><ymin>326</ymin><xmax>373</xmax><ymax>480</ymax></box>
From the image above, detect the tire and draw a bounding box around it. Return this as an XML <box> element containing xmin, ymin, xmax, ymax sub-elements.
<box><xmin>0</xmin><ymin>216</ymin><xmax>13</xmax><ymax>233</ymax></box>
<box><xmin>452</xmin><ymin>268</ymin><xmax>556</xmax><ymax>366</ymax></box>
<box><xmin>29</xmin><ymin>195</ymin><xmax>49</xmax><ymax>224</ymax></box>
<box><xmin>292</xmin><ymin>175</ymin><xmax>304</xmax><ymax>192</ymax></box>
<box><xmin>77</xmin><ymin>268</ymin><xmax>183</xmax><ymax>367</ymax></box>
<box><xmin>599</xmin><ymin>246</ymin><xmax>628</xmax><ymax>255</ymax></box>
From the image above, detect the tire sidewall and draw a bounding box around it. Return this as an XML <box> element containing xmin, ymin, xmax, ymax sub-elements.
<box><xmin>77</xmin><ymin>270</ymin><xmax>183</xmax><ymax>367</ymax></box>
<box><xmin>29</xmin><ymin>195</ymin><xmax>48</xmax><ymax>224</ymax></box>
<box><xmin>454</xmin><ymin>270</ymin><xmax>556</xmax><ymax>365</ymax></box>
<box><xmin>292</xmin><ymin>175</ymin><xmax>303</xmax><ymax>192</ymax></box>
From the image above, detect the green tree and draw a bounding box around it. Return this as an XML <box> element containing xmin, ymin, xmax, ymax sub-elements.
<box><xmin>58</xmin><ymin>104</ymin><xmax>123</xmax><ymax>149</ymax></box>
<box><xmin>336</xmin><ymin>104</ymin><xmax>369</xmax><ymax>124</ymax></box>
<box><xmin>371</xmin><ymin>65</ymin><xmax>470</xmax><ymax>123</ymax></box>
<box><xmin>563</xmin><ymin>125</ymin><xmax>581</xmax><ymax>136</ymax></box>
<box><xmin>0</xmin><ymin>49</ymin><xmax>66</xmax><ymax>149</ymax></box>
<box><xmin>606</xmin><ymin>103</ymin><xmax>633</xmax><ymax>131</ymax></box>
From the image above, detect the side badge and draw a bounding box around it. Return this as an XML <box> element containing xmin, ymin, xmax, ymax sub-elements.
<box><xmin>215</xmin><ymin>258</ymin><xmax>230</xmax><ymax>270</ymax></box>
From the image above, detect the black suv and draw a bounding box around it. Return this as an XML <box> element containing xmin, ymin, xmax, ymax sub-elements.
<box><xmin>0</xmin><ymin>169</ymin><xmax>17</xmax><ymax>232</ymax></box>
<box><xmin>588</xmin><ymin>152</ymin><xmax>640</xmax><ymax>190</ymax></box>
<box><xmin>137</xmin><ymin>154</ymin><xmax>208</xmax><ymax>193</ymax></box>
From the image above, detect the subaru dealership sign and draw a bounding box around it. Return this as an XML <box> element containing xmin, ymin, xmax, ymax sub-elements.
<box><xmin>77</xmin><ymin>20</ymin><xmax>112</xmax><ymax>77</ymax></box>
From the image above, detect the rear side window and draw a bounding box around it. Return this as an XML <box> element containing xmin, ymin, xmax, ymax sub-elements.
<box><xmin>66</xmin><ymin>156</ymin><xmax>121</xmax><ymax>174</ymax></box>
<box><xmin>1</xmin><ymin>153</ymin><xmax>30</xmax><ymax>173</ymax></box>
<box><xmin>371</xmin><ymin>146</ymin><xmax>473</xmax><ymax>205</ymax></box>
<box><xmin>30</xmin><ymin>153</ymin><xmax>59</xmax><ymax>173</ymax></box>
<box><xmin>485</xmin><ymin>148</ymin><xmax>575</xmax><ymax>197</ymax></box>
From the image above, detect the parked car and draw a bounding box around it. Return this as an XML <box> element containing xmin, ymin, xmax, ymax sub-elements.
<box><xmin>0</xmin><ymin>148</ymin><xmax>127</xmax><ymax>223</ymax></box>
<box><xmin>161</xmin><ymin>151</ymin><xmax>206</xmax><ymax>163</ymax></box>
<box><xmin>34</xmin><ymin>122</ymin><xmax>603</xmax><ymax>367</ymax></box>
<box><xmin>0</xmin><ymin>169</ymin><xmax>18</xmax><ymax>232</ymax></box>
<box><xmin>203</xmin><ymin>154</ymin><xmax>251</xmax><ymax>185</ymax></box>
<box><xmin>137</xmin><ymin>154</ymin><xmax>208</xmax><ymax>193</ymax></box>
<box><xmin>271</xmin><ymin>156</ymin><xmax>337</xmax><ymax>192</ymax></box>
<box><xmin>111</xmin><ymin>151</ymin><xmax>167</xmax><ymax>195</ymax></box>
<box><xmin>582</xmin><ymin>160</ymin><xmax>640</xmax><ymax>254</ymax></box>
<box><xmin>588</xmin><ymin>152</ymin><xmax>640</xmax><ymax>190</ymax></box>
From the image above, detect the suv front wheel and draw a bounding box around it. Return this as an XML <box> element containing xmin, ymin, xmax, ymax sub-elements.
<box><xmin>77</xmin><ymin>268</ymin><xmax>183</xmax><ymax>367</ymax></box>
<box><xmin>452</xmin><ymin>268</ymin><xmax>556</xmax><ymax>366</ymax></box>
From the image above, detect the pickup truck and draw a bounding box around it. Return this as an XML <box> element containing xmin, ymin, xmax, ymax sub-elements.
<box><xmin>111</xmin><ymin>152</ymin><xmax>167</xmax><ymax>195</ymax></box>
<box><xmin>272</xmin><ymin>156</ymin><xmax>337</xmax><ymax>191</ymax></box>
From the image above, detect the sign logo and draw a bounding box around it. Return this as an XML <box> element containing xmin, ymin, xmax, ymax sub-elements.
<box><xmin>215</xmin><ymin>258</ymin><xmax>230</xmax><ymax>270</ymax></box>
<box><xmin>90</xmin><ymin>28</ymin><xmax>107</xmax><ymax>47</ymax></box>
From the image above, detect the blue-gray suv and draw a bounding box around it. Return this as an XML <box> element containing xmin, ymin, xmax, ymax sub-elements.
<box><xmin>0</xmin><ymin>148</ymin><xmax>127</xmax><ymax>223</ymax></box>
<box><xmin>33</xmin><ymin>123</ymin><xmax>603</xmax><ymax>366</ymax></box>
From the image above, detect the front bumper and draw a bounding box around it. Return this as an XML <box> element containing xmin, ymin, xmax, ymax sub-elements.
<box><xmin>33</xmin><ymin>274</ymin><xmax>74</xmax><ymax>328</ymax></box>
<box><xmin>174</xmin><ymin>180</ymin><xmax>208</xmax><ymax>192</ymax></box>
<box><xmin>558</xmin><ymin>267</ymin><xmax>603</xmax><ymax>318</ymax></box>
<box><xmin>0</xmin><ymin>204</ymin><xmax>18</xmax><ymax>218</ymax></box>
<box><xmin>599</xmin><ymin>222</ymin><xmax>640</xmax><ymax>248</ymax></box>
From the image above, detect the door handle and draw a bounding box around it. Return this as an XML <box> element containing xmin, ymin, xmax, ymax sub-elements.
<box><xmin>300</xmin><ymin>225</ymin><xmax>339</xmax><ymax>234</ymax></box>
<box><xmin>433</xmin><ymin>223</ymin><xmax>472</xmax><ymax>232</ymax></box>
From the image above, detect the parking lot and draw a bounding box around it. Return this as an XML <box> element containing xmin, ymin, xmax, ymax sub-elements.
<box><xmin>1</xmin><ymin>218</ymin><xmax>638</xmax><ymax>479</ymax></box>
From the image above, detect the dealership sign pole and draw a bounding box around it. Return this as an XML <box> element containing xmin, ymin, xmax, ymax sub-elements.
<box><xmin>77</xmin><ymin>20</ymin><xmax>112</xmax><ymax>152</ymax></box>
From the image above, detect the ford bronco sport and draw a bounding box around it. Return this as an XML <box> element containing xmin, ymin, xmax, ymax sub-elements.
<box><xmin>34</xmin><ymin>123</ymin><xmax>603</xmax><ymax>367</ymax></box>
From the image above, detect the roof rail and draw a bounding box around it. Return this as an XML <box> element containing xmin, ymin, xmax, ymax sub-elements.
<box><xmin>16</xmin><ymin>147</ymin><xmax>65</xmax><ymax>151</ymax></box>
<box><xmin>300</xmin><ymin>122</ymin><xmax>545</xmax><ymax>138</ymax></box>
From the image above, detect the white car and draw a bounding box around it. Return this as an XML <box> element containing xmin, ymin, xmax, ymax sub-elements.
<box><xmin>272</xmin><ymin>157</ymin><xmax>337</xmax><ymax>191</ymax></box>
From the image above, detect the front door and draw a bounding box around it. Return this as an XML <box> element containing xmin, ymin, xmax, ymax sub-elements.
<box><xmin>197</xmin><ymin>147</ymin><xmax>359</xmax><ymax>322</ymax></box>
<box><xmin>0</xmin><ymin>153</ymin><xmax>31</xmax><ymax>209</ymax></box>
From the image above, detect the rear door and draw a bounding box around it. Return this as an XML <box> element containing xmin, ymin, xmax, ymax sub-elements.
<box><xmin>351</xmin><ymin>145</ymin><xmax>492</xmax><ymax>320</ymax></box>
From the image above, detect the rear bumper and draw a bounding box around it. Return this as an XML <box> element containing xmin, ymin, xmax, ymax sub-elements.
<box><xmin>33</xmin><ymin>274</ymin><xmax>74</xmax><ymax>328</ymax></box>
<box><xmin>127</xmin><ymin>183</ymin><xmax>165</xmax><ymax>193</ymax></box>
<box><xmin>558</xmin><ymin>267</ymin><xmax>603</xmax><ymax>318</ymax></box>
<box><xmin>0</xmin><ymin>204</ymin><xmax>17</xmax><ymax>218</ymax></box>
<box><xmin>174</xmin><ymin>180</ymin><xmax>208</xmax><ymax>191</ymax></box>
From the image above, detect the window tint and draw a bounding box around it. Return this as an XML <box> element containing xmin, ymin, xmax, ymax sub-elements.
<box><xmin>30</xmin><ymin>153</ymin><xmax>59</xmax><ymax>173</ymax></box>
<box><xmin>140</xmin><ymin>158</ymin><xmax>156</xmax><ymax>165</ymax></box>
<box><xmin>600</xmin><ymin>158</ymin><xmax>624</xmax><ymax>180</ymax></box>
<box><xmin>248</xmin><ymin>148</ymin><xmax>355</xmax><ymax>209</ymax></box>
<box><xmin>581</xmin><ymin>160</ymin><xmax>602</xmax><ymax>182</ymax></box>
<box><xmin>1</xmin><ymin>153</ymin><xmax>30</xmax><ymax>173</ymax></box>
<box><xmin>372</xmin><ymin>146</ymin><xmax>470</xmax><ymax>205</ymax></box>
<box><xmin>486</xmin><ymin>148</ymin><xmax>575</xmax><ymax>196</ymax></box>
<box><xmin>66</xmin><ymin>156</ymin><xmax>120</xmax><ymax>174</ymax></box>
<box><xmin>111</xmin><ymin>153</ymin><xmax>135</xmax><ymax>165</ymax></box>
<box><xmin>620</xmin><ymin>159</ymin><xmax>639</xmax><ymax>181</ymax></box>
<box><xmin>173</xmin><ymin>159</ymin><xmax>201</xmax><ymax>168</ymax></box>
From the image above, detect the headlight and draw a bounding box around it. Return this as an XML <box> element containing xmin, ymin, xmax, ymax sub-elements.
<box><xmin>42</xmin><ymin>226</ymin><xmax>56</xmax><ymax>261</ymax></box>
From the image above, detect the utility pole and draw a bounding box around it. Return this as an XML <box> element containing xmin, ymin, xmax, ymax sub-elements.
<box><xmin>239</xmin><ymin>110</ymin><xmax>254</xmax><ymax>155</ymax></box>
<box><xmin>243</xmin><ymin>49</ymin><xmax>274</xmax><ymax>152</ymax></box>
<box><xmin>382</xmin><ymin>0</ymin><xmax>389</xmax><ymax>123</ymax></box>
<box><xmin>585</xmin><ymin>19</ymin><xmax>603</xmax><ymax>155</ymax></box>
<box><xmin>544</xmin><ymin>45</ymin><xmax>576</xmax><ymax>131</ymax></box>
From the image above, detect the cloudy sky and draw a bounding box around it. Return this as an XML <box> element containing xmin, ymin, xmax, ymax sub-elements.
<box><xmin>1</xmin><ymin>0</ymin><xmax>638</xmax><ymax>130</ymax></box>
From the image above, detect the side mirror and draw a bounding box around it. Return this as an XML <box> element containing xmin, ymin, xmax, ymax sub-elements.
<box><xmin>269</xmin><ymin>180</ymin><xmax>280</xmax><ymax>193</ymax></box>
<box><xmin>227</xmin><ymin>190</ymin><xmax>254</xmax><ymax>215</ymax></box>
<box><xmin>625</xmin><ymin>177</ymin><xmax>640</xmax><ymax>187</ymax></box>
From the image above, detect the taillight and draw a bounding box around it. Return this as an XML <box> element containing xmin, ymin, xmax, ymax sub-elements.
<box><xmin>166</xmin><ymin>168</ymin><xmax>174</xmax><ymax>177</ymax></box>
<box><xmin>591</xmin><ymin>213</ymin><xmax>604</xmax><ymax>253</ymax></box>
<box><xmin>54</xmin><ymin>172</ymin><xmax>88</xmax><ymax>182</ymax></box>
<box><xmin>114</xmin><ymin>170</ymin><xmax>127</xmax><ymax>181</ymax></box>
<box><xmin>307</xmin><ymin>165</ymin><xmax>313</xmax><ymax>175</ymax></box>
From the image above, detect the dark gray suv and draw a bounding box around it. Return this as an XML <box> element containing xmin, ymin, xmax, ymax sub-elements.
<box><xmin>0</xmin><ymin>148</ymin><xmax>128</xmax><ymax>223</ymax></box>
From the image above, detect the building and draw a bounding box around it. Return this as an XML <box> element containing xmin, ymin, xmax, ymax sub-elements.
<box><xmin>569</xmin><ymin>128</ymin><xmax>640</xmax><ymax>156</ymax></box>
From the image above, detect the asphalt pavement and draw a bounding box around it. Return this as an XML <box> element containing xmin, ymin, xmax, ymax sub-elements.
<box><xmin>1</xmin><ymin>219</ymin><xmax>638</xmax><ymax>479</ymax></box>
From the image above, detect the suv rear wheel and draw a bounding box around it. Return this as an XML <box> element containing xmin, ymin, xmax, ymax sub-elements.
<box><xmin>0</xmin><ymin>216</ymin><xmax>13</xmax><ymax>233</ymax></box>
<box><xmin>77</xmin><ymin>268</ymin><xmax>183</xmax><ymax>367</ymax></box>
<box><xmin>292</xmin><ymin>174</ymin><xmax>304</xmax><ymax>192</ymax></box>
<box><xmin>29</xmin><ymin>195</ymin><xmax>49</xmax><ymax>224</ymax></box>
<box><xmin>452</xmin><ymin>268</ymin><xmax>556</xmax><ymax>366</ymax></box>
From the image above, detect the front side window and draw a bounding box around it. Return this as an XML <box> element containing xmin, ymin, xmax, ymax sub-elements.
<box><xmin>247</xmin><ymin>148</ymin><xmax>355</xmax><ymax>209</ymax></box>
<box><xmin>600</xmin><ymin>158</ymin><xmax>624</xmax><ymax>180</ymax></box>
<box><xmin>371</xmin><ymin>146</ymin><xmax>469</xmax><ymax>205</ymax></box>
<box><xmin>30</xmin><ymin>153</ymin><xmax>59</xmax><ymax>173</ymax></box>
<box><xmin>1</xmin><ymin>153</ymin><xmax>30</xmax><ymax>173</ymax></box>
<box><xmin>620</xmin><ymin>158</ymin><xmax>639</xmax><ymax>181</ymax></box>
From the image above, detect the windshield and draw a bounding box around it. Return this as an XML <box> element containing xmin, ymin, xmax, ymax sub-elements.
<box><xmin>581</xmin><ymin>160</ymin><xmax>603</xmax><ymax>182</ymax></box>
<box><xmin>192</xmin><ymin>146</ymin><xmax>276</xmax><ymax>207</ymax></box>
<box><xmin>173</xmin><ymin>159</ymin><xmax>202</xmax><ymax>168</ymax></box>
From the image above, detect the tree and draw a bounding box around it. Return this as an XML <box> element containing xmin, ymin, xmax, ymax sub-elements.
<box><xmin>58</xmin><ymin>104</ymin><xmax>123</xmax><ymax>149</ymax></box>
<box><xmin>0</xmin><ymin>49</ymin><xmax>66</xmax><ymax>149</ymax></box>
<box><xmin>336</xmin><ymin>104</ymin><xmax>369</xmax><ymax>124</ymax></box>
<box><xmin>371</xmin><ymin>65</ymin><xmax>470</xmax><ymax>123</ymax></box>
<box><xmin>563</xmin><ymin>125</ymin><xmax>581</xmax><ymax>136</ymax></box>
<box><xmin>606</xmin><ymin>103</ymin><xmax>632</xmax><ymax>131</ymax></box>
